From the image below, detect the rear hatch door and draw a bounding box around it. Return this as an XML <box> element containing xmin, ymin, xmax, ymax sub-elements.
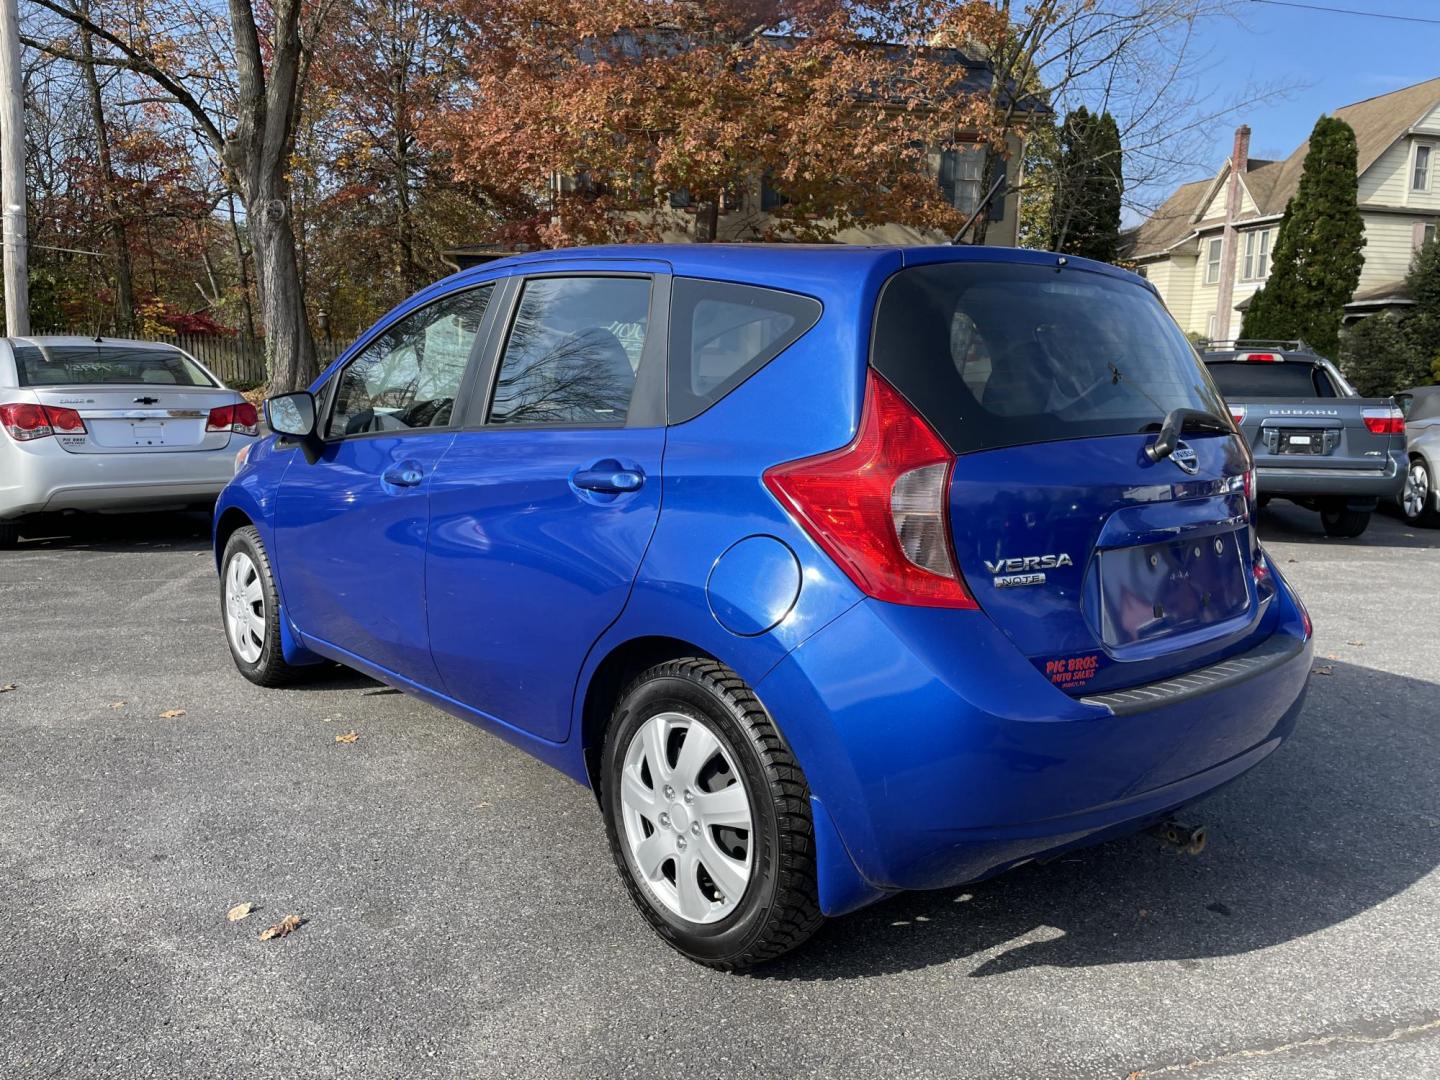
<box><xmin>873</xmin><ymin>256</ymin><xmax>1268</xmax><ymax>696</ymax></box>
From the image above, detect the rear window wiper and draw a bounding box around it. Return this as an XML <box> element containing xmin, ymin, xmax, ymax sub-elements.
<box><xmin>1144</xmin><ymin>407</ymin><xmax>1235</xmax><ymax>463</ymax></box>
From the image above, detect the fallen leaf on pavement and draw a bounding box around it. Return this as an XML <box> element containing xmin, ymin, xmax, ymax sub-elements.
<box><xmin>1313</xmin><ymin>665</ymin><xmax>1334</xmax><ymax>676</ymax></box>
<box><xmin>226</xmin><ymin>902</ymin><xmax>255</xmax><ymax>922</ymax></box>
<box><xmin>334</xmin><ymin>730</ymin><xmax>359</xmax><ymax>744</ymax></box>
<box><xmin>108</xmin><ymin>701</ymin><xmax>126</xmax><ymax>710</ymax></box>
<box><xmin>159</xmin><ymin>709</ymin><xmax>186</xmax><ymax>719</ymax></box>
<box><xmin>259</xmin><ymin>914</ymin><xmax>303</xmax><ymax>941</ymax></box>
<box><xmin>0</xmin><ymin>683</ymin><xmax>17</xmax><ymax>693</ymax></box>
<box><xmin>1127</xmin><ymin>1072</ymin><xmax>1145</xmax><ymax>1080</ymax></box>
<box><xmin>1346</xmin><ymin>641</ymin><xmax>1365</xmax><ymax>647</ymax></box>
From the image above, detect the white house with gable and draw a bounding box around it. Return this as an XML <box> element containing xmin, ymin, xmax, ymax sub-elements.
<box><xmin>1125</xmin><ymin>77</ymin><xmax>1440</xmax><ymax>344</ymax></box>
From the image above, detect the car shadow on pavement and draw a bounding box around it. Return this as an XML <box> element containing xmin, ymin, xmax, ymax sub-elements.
<box><xmin>757</xmin><ymin>660</ymin><xmax>1440</xmax><ymax>981</ymax></box>
<box><xmin>9</xmin><ymin>509</ymin><xmax>214</xmax><ymax>553</ymax></box>
<box><xmin>1257</xmin><ymin>500</ymin><xmax>1439</xmax><ymax>549</ymax></box>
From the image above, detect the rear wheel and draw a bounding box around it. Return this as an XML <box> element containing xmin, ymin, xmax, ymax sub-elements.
<box><xmin>1320</xmin><ymin>501</ymin><xmax>1371</xmax><ymax>538</ymax></box>
<box><xmin>1402</xmin><ymin>457</ymin><xmax>1440</xmax><ymax>527</ymax></box>
<box><xmin>221</xmin><ymin>526</ymin><xmax>305</xmax><ymax>687</ymax></box>
<box><xmin>601</xmin><ymin>659</ymin><xmax>823</xmax><ymax>970</ymax></box>
<box><xmin>0</xmin><ymin>522</ymin><xmax>18</xmax><ymax>549</ymax></box>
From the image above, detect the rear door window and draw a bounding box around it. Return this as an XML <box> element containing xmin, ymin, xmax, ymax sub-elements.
<box><xmin>487</xmin><ymin>276</ymin><xmax>650</xmax><ymax>427</ymax></box>
<box><xmin>668</xmin><ymin>278</ymin><xmax>821</xmax><ymax>422</ymax></box>
<box><xmin>13</xmin><ymin>343</ymin><xmax>215</xmax><ymax>387</ymax></box>
<box><xmin>871</xmin><ymin>261</ymin><xmax>1226</xmax><ymax>454</ymax></box>
<box><xmin>1205</xmin><ymin>361</ymin><xmax>1328</xmax><ymax>398</ymax></box>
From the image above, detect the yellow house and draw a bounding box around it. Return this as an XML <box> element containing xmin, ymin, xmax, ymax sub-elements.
<box><xmin>1126</xmin><ymin>77</ymin><xmax>1440</xmax><ymax>343</ymax></box>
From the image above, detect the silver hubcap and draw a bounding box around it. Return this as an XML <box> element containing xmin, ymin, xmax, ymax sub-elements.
<box><xmin>224</xmin><ymin>551</ymin><xmax>266</xmax><ymax>664</ymax></box>
<box><xmin>619</xmin><ymin>711</ymin><xmax>754</xmax><ymax>924</ymax></box>
<box><xmin>1404</xmin><ymin>462</ymin><xmax>1429</xmax><ymax>519</ymax></box>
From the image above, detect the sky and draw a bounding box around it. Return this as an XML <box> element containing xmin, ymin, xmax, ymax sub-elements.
<box><xmin>1181</xmin><ymin>0</ymin><xmax>1440</xmax><ymax>181</ymax></box>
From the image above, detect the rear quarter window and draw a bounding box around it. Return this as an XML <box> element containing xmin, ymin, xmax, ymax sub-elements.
<box><xmin>871</xmin><ymin>261</ymin><xmax>1226</xmax><ymax>454</ymax></box>
<box><xmin>668</xmin><ymin>278</ymin><xmax>821</xmax><ymax>423</ymax></box>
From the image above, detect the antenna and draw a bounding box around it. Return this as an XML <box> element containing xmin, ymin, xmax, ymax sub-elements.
<box><xmin>950</xmin><ymin>175</ymin><xmax>1006</xmax><ymax>245</ymax></box>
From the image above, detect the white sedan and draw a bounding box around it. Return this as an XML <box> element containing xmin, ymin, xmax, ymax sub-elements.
<box><xmin>0</xmin><ymin>336</ymin><xmax>259</xmax><ymax>547</ymax></box>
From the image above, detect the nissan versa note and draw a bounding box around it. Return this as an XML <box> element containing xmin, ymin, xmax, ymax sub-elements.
<box><xmin>214</xmin><ymin>245</ymin><xmax>1313</xmax><ymax>969</ymax></box>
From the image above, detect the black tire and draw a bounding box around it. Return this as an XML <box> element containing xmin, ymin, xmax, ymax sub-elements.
<box><xmin>220</xmin><ymin>526</ymin><xmax>306</xmax><ymax>687</ymax></box>
<box><xmin>0</xmin><ymin>522</ymin><xmax>18</xmax><ymax>549</ymax></box>
<box><xmin>1402</xmin><ymin>456</ymin><xmax>1440</xmax><ymax>528</ymax></box>
<box><xmin>601</xmin><ymin>658</ymin><xmax>823</xmax><ymax>970</ymax></box>
<box><xmin>1320</xmin><ymin>503</ymin><xmax>1371</xmax><ymax>538</ymax></box>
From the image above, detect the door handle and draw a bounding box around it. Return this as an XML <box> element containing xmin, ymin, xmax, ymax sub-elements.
<box><xmin>572</xmin><ymin>465</ymin><xmax>645</xmax><ymax>494</ymax></box>
<box><xmin>382</xmin><ymin>462</ymin><xmax>425</xmax><ymax>488</ymax></box>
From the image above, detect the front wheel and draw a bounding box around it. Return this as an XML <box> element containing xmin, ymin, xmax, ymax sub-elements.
<box><xmin>1402</xmin><ymin>457</ymin><xmax>1440</xmax><ymax>527</ymax></box>
<box><xmin>1320</xmin><ymin>502</ymin><xmax>1371</xmax><ymax>538</ymax></box>
<box><xmin>601</xmin><ymin>659</ymin><xmax>823</xmax><ymax>970</ymax></box>
<box><xmin>220</xmin><ymin>526</ymin><xmax>305</xmax><ymax>687</ymax></box>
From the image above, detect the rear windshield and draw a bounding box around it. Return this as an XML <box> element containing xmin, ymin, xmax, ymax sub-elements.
<box><xmin>12</xmin><ymin>343</ymin><xmax>215</xmax><ymax>388</ymax></box>
<box><xmin>1204</xmin><ymin>360</ymin><xmax>1334</xmax><ymax>398</ymax></box>
<box><xmin>871</xmin><ymin>261</ymin><xmax>1226</xmax><ymax>454</ymax></box>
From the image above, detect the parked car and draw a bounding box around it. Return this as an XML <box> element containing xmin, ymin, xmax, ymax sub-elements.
<box><xmin>0</xmin><ymin>336</ymin><xmax>258</xmax><ymax>547</ymax></box>
<box><xmin>214</xmin><ymin>246</ymin><xmax>1313</xmax><ymax>969</ymax></box>
<box><xmin>1395</xmin><ymin>385</ymin><xmax>1440</xmax><ymax>527</ymax></box>
<box><xmin>1201</xmin><ymin>341</ymin><xmax>1406</xmax><ymax>537</ymax></box>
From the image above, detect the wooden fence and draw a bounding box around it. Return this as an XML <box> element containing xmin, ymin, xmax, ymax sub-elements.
<box><xmin>58</xmin><ymin>328</ymin><xmax>349</xmax><ymax>389</ymax></box>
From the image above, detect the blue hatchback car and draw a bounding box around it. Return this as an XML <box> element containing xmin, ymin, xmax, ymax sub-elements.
<box><xmin>216</xmin><ymin>244</ymin><xmax>1313</xmax><ymax>969</ymax></box>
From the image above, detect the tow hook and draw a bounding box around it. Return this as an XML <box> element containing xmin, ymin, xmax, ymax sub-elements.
<box><xmin>1150</xmin><ymin>819</ymin><xmax>1208</xmax><ymax>855</ymax></box>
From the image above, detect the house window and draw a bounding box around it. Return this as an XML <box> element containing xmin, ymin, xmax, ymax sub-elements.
<box><xmin>1414</xmin><ymin>144</ymin><xmax>1432</xmax><ymax>192</ymax></box>
<box><xmin>1426</xmin><ymin>223</ymin><xmax>1438</xmax><ymax>247</ymax></box>
<box><xmin>1241</xmin><ymin>228</ymin><xmax>1272</xmax><ymax>281</ymax></box>
<box><xmin>1207</xmin><ymin>312</ymin><xmax>1218</xmax><ymax>341</ymax></box>
<box><xmin>939</xmin><ymin>146</ymin><xmax>986</xmax><ymax>217</ymax></box>
<box><xmin>1205</xmin><ymin>237</ymin><xmax>1223</xmax><ymax>285</ymax></box>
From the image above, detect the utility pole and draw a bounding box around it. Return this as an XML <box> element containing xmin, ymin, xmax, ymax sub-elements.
<box><xmin>0</xmin><ymin>0</ymin><xmax>28</xmax><ymax>335</ymax></box>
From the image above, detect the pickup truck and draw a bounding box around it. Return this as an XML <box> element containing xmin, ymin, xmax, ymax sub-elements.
<box><xmin>1202</xmin><ymin>341</ymin><xmax>1406</xmax><ymax>537</ymax></box>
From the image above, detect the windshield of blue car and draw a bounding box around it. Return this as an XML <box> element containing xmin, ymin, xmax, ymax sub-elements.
<box><xmin>870</xmin><ymin>261</ymin><xmax>1228</xmax><ymax>455</ymax></box>
<box><xmin>13</xmin><ymin>343</ymin><xmax>216</xmax><ymax>388</ymax></box>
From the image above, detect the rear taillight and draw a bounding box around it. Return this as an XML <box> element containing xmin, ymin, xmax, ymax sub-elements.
<box><xmin>0</xmin><ymin>402</ymin><xmax>87</xmax><ymax>441</ymax></box>
<box><xmin>1243</xmin><ymin>466</ymin><xmax>1256</xmax><ymax>505</ymax></box>
<box><xmin>1230</xmin><ymin>404</ymin><xmax>1247</xmax><ymax>426</ymax></box>
<box><xmin>1361</xmin><ymin>406</ymin><xmax>1404</xmax><ymax>435</ymax></box>
<box><xmin>763</xmin><ymin>372</ymin><xmax>976</xmax><ymax>609</ymax></box>
<box><xmin>207</xmin><ymin>402</ymin><xmax>260</xmax><ymax>436</ymax></box>
<box><xmin>1241</xmin><ymin>352</ymin><xmax>1278</xmax><ymax>363</ymax></box>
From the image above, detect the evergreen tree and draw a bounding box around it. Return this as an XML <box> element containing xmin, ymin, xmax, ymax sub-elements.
<box><xmin>1237</xmin><ymin>116</ymin><xmax>1365</xmax><ymax>357</ymax></box>
<box><xmin>1405</xmin><ymin>233</ymin><xmax>1440</xmax><ymax>383</ymax></box>
<box><xmin>1338</xmin><ymin>237</ymin><xmax>1440</xmax><ymax>395</ymax></box>
<box><xmin>1048</xmin><ymin>107</ymin><xmax>1124</xmax><ymax>262</ymax></box>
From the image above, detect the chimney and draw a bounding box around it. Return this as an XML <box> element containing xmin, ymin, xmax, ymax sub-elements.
<box><xmin>1232</xmin><ymin>125</ymin><xmax>1251</xmax><ymax>174</ymax></box>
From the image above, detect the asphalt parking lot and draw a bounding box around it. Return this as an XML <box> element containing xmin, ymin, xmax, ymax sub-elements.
<box><xmin>1</xmin><ymin>502</ymin><xmax>1437</xmax><ymax>1079</ymax></box>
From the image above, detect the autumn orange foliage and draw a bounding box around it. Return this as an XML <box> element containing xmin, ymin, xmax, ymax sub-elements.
<box><xmin>430</xmin><ymin>0</ymin><xmax>1016</xmax><ymax>246</ymax></box>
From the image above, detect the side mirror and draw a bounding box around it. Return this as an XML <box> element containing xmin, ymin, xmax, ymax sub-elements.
<box><xmin>264</xmin><ymin>391</ymin><xmax>324</xmax><ymax>464</ymax></box>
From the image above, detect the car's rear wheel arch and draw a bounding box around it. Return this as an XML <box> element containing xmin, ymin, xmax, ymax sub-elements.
<box><xmin>581</xmin><ymin>636</ymin><xmax>720</xmax><ymax>796</ymax></box>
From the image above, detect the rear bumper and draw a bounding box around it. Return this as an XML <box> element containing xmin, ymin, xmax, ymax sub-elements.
<box><xmin>1256</xmin><ymin>451</ymin><xmax>1406</xmax><ymax>498</ymax></box>
<box><xmin>0</xmin><ymin>435</ymin><xmax>251</xmax><ymax>518</ymax></box>
<box><xmin>758</xmin><ymin>578</ymin><xmax>1312</xmax><ymax>916</ymax></box>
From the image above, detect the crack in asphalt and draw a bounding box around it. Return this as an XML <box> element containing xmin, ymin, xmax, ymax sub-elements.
<box><xmin>1126</xmin><ymin>1014</ymin><xmax>1440</xmax><ymax>1077</ymax></box>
